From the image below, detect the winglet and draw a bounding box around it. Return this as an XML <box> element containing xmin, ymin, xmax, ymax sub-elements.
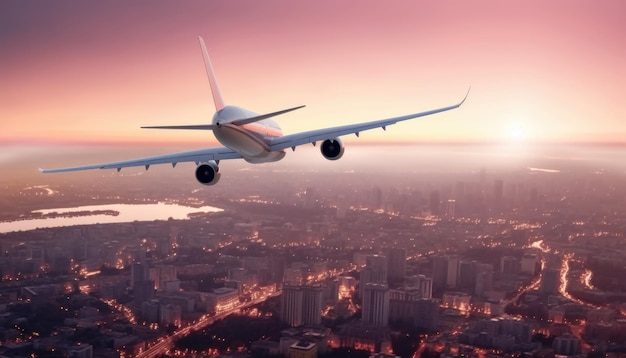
<box><xmin>459</xmin><ymin>86</ymin><xmax>471</xmax><ymax>106</ymax></box>
<box><xmin>199</xmin><ymin>36</ymin><xmax>225</xmax><ymax>112</ymax></box>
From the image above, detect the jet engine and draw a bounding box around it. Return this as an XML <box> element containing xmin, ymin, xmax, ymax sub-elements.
<box><xmin>320</xmin><ymin>138</ymin><xmax>345</xmax><ymax>161</ymax></box>
<box><xmin>195</xmin><ymin>161</ymin><xmax>221</xmax><ymax>185</ymax></box>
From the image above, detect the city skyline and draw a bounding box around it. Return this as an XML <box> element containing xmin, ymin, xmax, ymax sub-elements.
<box><xmin>0</xmin><ymin>154</ymin><xmax>624</xmax><ymax>356</ymax></box>
<box><xmin>2</xmin><ymin>0</ymin><xmax>626</xmax><ymax>151</ymax></box>
<box><xmin>1</xmin><ymin>3</ymin><xmax>625</xmax><ymax>356</ymax></box>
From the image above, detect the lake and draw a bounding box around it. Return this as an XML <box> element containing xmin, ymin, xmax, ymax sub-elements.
<box><xmin>0</xmin><ymin>202</ymin><xmax>222</xmax><ymax>233</ymax></box>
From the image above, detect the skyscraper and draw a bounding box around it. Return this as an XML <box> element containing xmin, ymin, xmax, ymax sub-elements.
<box><xmin>281</xmin><ymin>284</ymin><xmax>324</xmax><ymax>327</ymax></box>
<box><xmin>429</xmin><ymin>191</ymin><xmax>441</xmax><ymax>215</ymax></box>
<box><xmin>366</xmin><ymin>255</ymin><xmax>388</xmax><ymax>280</ymax></box>
<box><xmin>500</xmin><ymin>256</ymin><xmax>519</xmax><ymax>274</ymax></box>
<box><xmin>131</xmin><ymin>262</ymin><xmax>150</xmax><ymax>288</ymax></box>
<box><xmin>431</xmin><ymin>256</ymin><xmax>448</xmax><ymax>291</ymax></box>
<box><xmin>360</xmin><ymin>255</ymin><xmax>388</xmax><ymax>298</ymax></box>
<box><xmin>389</xmin><ymin>288</ymin><xmax>421</xmax><ymax>325</ymax></box>
<box><xmin>405</xmin><ymin>274</ymin><xmax>434</xmax><ymax>299</ymax></box>
<box><xmin>362</xmin><ymin>283</ymin><xmax>389</xmax><ymax>327</ymax></box>
<box><xmin>520</xmin><ymin>254</ymin><xmax>537</xmax><ymax>275</ymax></box>
<box><xmin>553</xmin><ymin>334</ymin><xmax>581</xmax><ymax>356</ymax></box>
<box><xmin>281</xmin><ymin>283</ymin><xmax>303</xmax><ymax>327</ymax></box>
<box><xmin>541</xmin><ymin>268</ymin><xmax>560</xmax><ymax>295</ymax></box>
<box><xmin>458</xmin><ymin>260</ymin><xmax>477</xmax><ymax>289</ymax></box>
<box><xmin>302</xmin><ymin>284</ymin><xmax>324</xmax><ymax>326</ymax></box>
<box><xmin>414</xmin><ymin>299</ymin><xmax>439</xmax><ymax>331</ymax></box>
<box><xmin>417</xmin><ymin>275</ymin><xmax>433</xmax><ymax>299</ymax></box>
<box><xmin>475</xmin><ymin>268</ymin><xmax>493</xmax><ymax>298</ymax></box>
<box><xmin>446</xmin><ymin>255</ymin><xmax>459</xmax><ymax>288</ymax></box>
<box><xmin>445</xmin><ymin>199</ymin><xmax>456</xmax><ymax>219</ymax></box>
<box><xmin>385</xmin><ymin>248</ymin><xmax>406</xmax><ymax>283</ymax></box>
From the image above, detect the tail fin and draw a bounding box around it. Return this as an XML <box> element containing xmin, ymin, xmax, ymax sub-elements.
<box><xmin>199</xmin><ymin>36</ymin><xmax>225</xmax><ymax>112</ymax></box>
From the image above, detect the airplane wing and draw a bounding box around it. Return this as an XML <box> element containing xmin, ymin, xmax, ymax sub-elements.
<box><xmin>39</xmin><ymin>146</ymin><xmax>242</xmax><ymax>173</ymax></box>
<box><xmin>270</xmin><ymin>88</ymin><xmax>470</xmax><ymax>151</ymax></box>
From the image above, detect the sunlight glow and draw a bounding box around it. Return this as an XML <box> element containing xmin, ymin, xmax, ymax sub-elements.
<box><xmin>508</xmin><ymin>123</ymin><xmax>525</xmax><ymax>141</ymax></box>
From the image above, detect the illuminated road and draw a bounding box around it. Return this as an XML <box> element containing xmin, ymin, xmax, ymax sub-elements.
<box><xmin>580</xmin><ymin>269</ymin><xmax>595</xmax><ymax>290</ymax></box>
<box><xmin>137</xmin><ymin>291</ymin><xmax>279</xmax><ymax>358</ymax></box>
<box><xmin>527</xmin><ymin>240</ymin><xmax>597</xmax><ymax>308</ymax></box>
<box><xmin>559</xmin><ymin>253</ymin><xmax>599</xmax><ymax>308</ymax></box>
<box><xmin>500</xmin><ymin>254</ymin><xmax>546</xmax><ymax>308</ymax></box>
<box><xmin>528</xmin><ymin>239</ymin><xmax>550</xmax><ymax>253</ymax></box>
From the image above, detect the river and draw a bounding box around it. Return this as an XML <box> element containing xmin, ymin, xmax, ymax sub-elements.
<box><xmin>0</xmin><ymin>202</ymin><xmax>222</xmax><ymax>233</ymax></box>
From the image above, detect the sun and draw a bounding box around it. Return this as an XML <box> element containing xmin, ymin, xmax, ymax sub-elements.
<box><xmin>506</xmin><ymin>120</ymin><xmax>527</xmax><ymax>143</ymax></box>
<box><xmin>509</xmin><ymin>124</ymin><xmax>524</xmax><ymax>140</ymax></box>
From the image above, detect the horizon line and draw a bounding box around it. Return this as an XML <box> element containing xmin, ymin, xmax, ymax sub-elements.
<box><xmin>2</xmin><ymin>138</ymin><xmax>626</xmax><ymax>148</ymax></box>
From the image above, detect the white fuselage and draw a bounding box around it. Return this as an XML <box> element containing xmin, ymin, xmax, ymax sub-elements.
<box><xmin>212</xmin><ymin>105</ymin><xmax>286</xmax><ymax>163</ymax></box>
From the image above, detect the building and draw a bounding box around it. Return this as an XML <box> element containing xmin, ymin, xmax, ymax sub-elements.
<box><xmin>414</xmin><ymin>299</ymin><xmax>439</xmax><ymax>331</ymax></box>
<box><xmin>429</xmin><ymin>190</ymin><xmax>441</xmax><ymax>215</ymax></box>
<box><xmin>338</xmin><ymin>276</ymin><xmax>356</xmax><ymax>300</ymax></box>
<box><xmin>284</xmin><ymin>267</ymin><xmax>304</xmax><ymax>285</ymax></box>
<box><xmin>251</xmin><ymin>339</ymin><xmax>281</xmax><ymax>356</ymax></box>
<box><xmin>302</xmin><ymin>284</ymin><xmax>323</xmax><ymax>325</ymax></box>
<box><xmin>500</xmin><ymin>256</ymin><xmax>518</xmax><ymax>274</ymax></box>
<box><xmin>280</xmin><ymin>283</ymin><xmax>324</xmax><ymax>327</ymax></box>
<box><xmin>465</xmin><ymin>317</ymin><xmax>532</xmax><ymax>348</ymax></box>
<box><xmin>160</xmin><ymin>303</ymin><xmax>182</xmax><ymax>327</ymax></box>
<box><xmin>141</xmin><ymin>300</ymin><xmax>160</xmax><ymax>323</ymax></box>
<box><xmin>388</xmin><ymin>289</ymin><xmax>421</xmax><ymax>325</ymax></box>
<box><xmin>445</xmin><ymin>199</ymin><xmax>456</xmax><ymax>219</ymax></box>
<box><xmin>149</xmin><ymin>265</ymin><xmax>177</xmax><ymax>290</ymax></box>
<box><xmin>587</xmin><ymin>308</ymin><xmax>616</xmax><ymax>323</ymax></box>
<box><xmin>133</xmin><ymin>279</ymin><xmax>155</xmax><ymax>303</ymax></box>
<box><xmin>289</xmin><ymin>340</ymin><xmax>317</xmax><ymax>358</ymax></box>
<box><xmin>520</xmin><ymin>254</ymin><xmax>537</xmax><ymax>275</ymax></box>
<box><xmin>475</xmin><ymin>264</ymin><xmax>494</xmax><ymax>298</ymax></box>
<box><xmin>442</xmin><ymin>292</ymin><xmax>471</xmax><ymax>315</ymax></box>
<box><xmin>360</xmin><ymin>255</ymin><xmax>388</xmax><ymax>298</ymax></box>
<box><xmin>208</xmin><ymin>287</ymin><xmax>239</xmax><ymax>314</ymax></box>
<box><xmin>362</xmin><ymin>283</ymin><xmax>389</xmax><ymax>327</ymax></box>
<box><xmin>68</xmin><ymin>344</ymin><xmax>93</xmax><ymax>358</ymax></box>
<box><xmin>416</xmin><ymin>275</ymin><xmax>433</xmax><ymax>299</ymax></box>
<box><xmin>334</xmin><ymin>323</ymin><xmax>392</xmax><ymax>354</ymax></box>
<box><xmin>541</xmin><ymin>268</ymin><xmax>560</xmax><ymax>294</ymax></box>
<box><xmin>431</xmin><ymin>256</ymin><xmax>448</xmax><ymax>290</ymax></box>
<box><xmin>446</xmin><ymin>255</ymin><xmax>459</xmax><ymax>288</ymax></box>
<box><xmin>385</xmin><ymin>248</ymin><xmax>406</xmax><ymax>283</ymax></box>
<box><xmin>458</xmin><ymin>260</ymin><xmax>477</xmax><ymax>289</ymax></box>
<box><xmin>366</xmin><ymin>255</ymin><xmax>388</xmax><ymax>281</ymax></box>
<box><xmin>553</xmin><ymin>333</ymin><xmax>581</xmax><ymax>356</ymax></box>
<box><xmin>403</xmin><ymin>275</ymin><xmax>432</xmax><ymax>299</ymax></box>
<box><xmin>131</xmin><ymin>262</ymin><xmax>150</xmax><ymax>288</ymax></box>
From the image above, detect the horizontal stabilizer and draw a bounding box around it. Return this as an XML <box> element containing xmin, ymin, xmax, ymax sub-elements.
<box><xmin>231</xmin><ymin>105</ymin><xmax>305</xmax><ymax>126</ymax></box>
<box><xmin>141</xmin><ymin>124</ymin><xmax>214</xmax><ymax>130</ymax></box>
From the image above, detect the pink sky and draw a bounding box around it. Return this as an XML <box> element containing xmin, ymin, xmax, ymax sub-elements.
<box><xmin>2</xmin><ymin>0</ymin><xmax>625</xmax><ymax>146</ymax></box>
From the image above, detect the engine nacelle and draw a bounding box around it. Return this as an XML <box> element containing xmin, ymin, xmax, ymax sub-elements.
<box><xmin>195</xmin><ymin>161</ymin><xmax>221</xmax><ymax>185</ymax></box>
<box><xmin>320</xmin><ymin>138</ymin><xmax>345</xmax><ymax>161</ymax></box>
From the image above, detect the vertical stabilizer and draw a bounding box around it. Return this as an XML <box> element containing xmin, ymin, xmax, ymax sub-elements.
<box><xmin>198</xmin><ymin>36</ymin><xmax>225</xmax><ymax>111</ymax></box>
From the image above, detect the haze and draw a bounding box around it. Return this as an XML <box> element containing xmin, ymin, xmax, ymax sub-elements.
<box><xmin>2</xmin><ymin>0</ymin><xmax>626</xmax><ymax>148</ymax></box>
<box><xmin>2</xmin><ymin>2</ymin><xmax>626</xmax><ymax>356</ymax></box>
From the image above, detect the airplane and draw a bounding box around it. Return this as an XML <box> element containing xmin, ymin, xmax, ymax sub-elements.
<box><xmin>40</xmin><ymin>36</ymin><xmax>469</xmax><ymax>185</ymax></box>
